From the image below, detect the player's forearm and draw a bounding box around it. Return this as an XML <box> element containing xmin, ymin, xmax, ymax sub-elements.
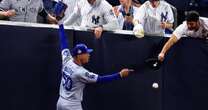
<box><xmin>64</xmin><ymin>13</ymin><xmax>79</xmax><ymax>26</ymax></box>
<box><xmin>96</xmin><ymin>73</ymin><xmax>121</xmax><ymax>83</ymax></box>
<box><xmin>102</xmin><ymin>20</ymin><xmax>119</xmax><ymax>30</ymax></box>
<box><xmin>161</xmin><ymin>34</ymin><xmax>178</xmax><ymax>55</ymax></box>
<box><xmin>59</xmin><ymin>24</ymin><xmax>68</xmax><ymax>50</ymax></box>
<box><xmin>0</xmin><ymin>11</ymin><xmax>6</xmax><ymax>17</ymax></box>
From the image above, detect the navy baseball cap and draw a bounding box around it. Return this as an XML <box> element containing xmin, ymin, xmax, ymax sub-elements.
<box><xmin>71</xmin><ymin>44</ymin><xmax>93</xmax><ymax>57</ymax></box>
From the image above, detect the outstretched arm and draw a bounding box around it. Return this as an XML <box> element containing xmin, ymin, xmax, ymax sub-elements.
<box><xmin>158</xmin><ymin>34</ymin><xmax>178</xmax><ymax>62</ymax></box>
<box><xmin>79</xmin><ymin>69</ymin><xmax>133</xmax><ymax>83</ymax></box>
<box><xmin>58</xmin><ymin>24</ymin><xmax>72</xmax><ymax>62</ymax></box>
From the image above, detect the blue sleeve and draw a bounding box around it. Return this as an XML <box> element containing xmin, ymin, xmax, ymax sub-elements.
<box><xmin>58</xmin><ymin>24</ymin><xmax>68</xmax><ymax>50</ymax></box>
<box><xmin>96</xmin><ymin>73</ymin><xmax>121</xmax><ymax>83</ymax></box>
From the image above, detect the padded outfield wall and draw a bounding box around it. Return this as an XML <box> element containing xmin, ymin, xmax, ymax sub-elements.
<box><xmin>0</xmin><ymin>21</ymin><xmax>207</xmax><ymax>110</ymax></box>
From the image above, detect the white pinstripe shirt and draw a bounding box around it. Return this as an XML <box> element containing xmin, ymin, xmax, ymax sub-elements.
<box><xmin>64</xmin><ymin>0</ymin><xmax>119</xmax><ymax>30</ymax></box>
<box><xmin>0</xmin><ymin>0</ymin><xmax>43</xmax><ymax>23</ymax></box>
<box><xmin>134</xmin><ymin>1</ymin><xmax>174</xmax><ymax>35</ymax></box>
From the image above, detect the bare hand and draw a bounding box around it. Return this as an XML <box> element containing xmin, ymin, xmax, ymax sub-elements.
<box><xmin>158</xmin><ymin>53</ymin><xmax>165</xmax><ymax>62</ymax></box>
<box><xmin>4</xmin><ymin>9</ymin><xmax>16</xmax><ymax>17</ymax></box>
<box><xmin>160</xmin><ymin>22</ymin><xmax>166</xmax><ymax>29</ymax></box>
<box><xmin>47</xmin><ymin>14</ymin><xmax>58</xmax><ymax>24</ymax></box>
<box><xmin>94</xmin><ymin>26</ymin><xmax>103</xmax><ymax>39</ymax></box>
<box><xmin>119</xmin><ymin>69</ymin><xmax>134</xmax><ymax>78</ymax></box>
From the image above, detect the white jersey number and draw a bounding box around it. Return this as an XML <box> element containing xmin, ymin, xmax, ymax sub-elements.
<box><xmin>62</xmin><ymin>72</ymin><xmax>73</xmax><ymax>91</ymax></box>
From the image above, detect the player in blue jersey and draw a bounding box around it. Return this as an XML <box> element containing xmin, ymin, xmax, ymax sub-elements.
<box><xmin>56</xmin><ymin>24</ymin><xmax>134</xmax><ymax>110</ymax></box>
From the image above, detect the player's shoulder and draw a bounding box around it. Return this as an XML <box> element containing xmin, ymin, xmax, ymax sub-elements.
<box><xmin>71</xmin><ymin>62</ymin><xmax>88</xmax><ymax>74</ymax></box>
<box><xmin>74</xmin><ymin>66</ymin><xmax>90</xmax><ymax>78</ymax></box>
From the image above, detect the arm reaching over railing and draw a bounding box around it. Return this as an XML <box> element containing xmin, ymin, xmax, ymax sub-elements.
<box><xmin>58</xmin><ymin>24</ymin><xmax>72</xmax><ymax>63</ymax></box>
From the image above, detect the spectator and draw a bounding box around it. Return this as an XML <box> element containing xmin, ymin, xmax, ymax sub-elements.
<box><xmin>64</xmin><ymin>0</ymin><xmax>119</xmax><ymax>39</ymax></box>
<box><xmin>113</xmin><ymin>0</ymin><xmax>139</xmax><ymax>30</ymax></box>
<box><xmin>52</xmin><ymin>0</ymin><xmax>81</xmax><ymax>26</ymax></box>
<box><xmin>0</xmin><ymin>0</ymin><xmax>57</xmax><ymax>23</ymax></box>
<box><xmin>158</xmin><ymin>11</ymin><xmax>208</xmax><ymax>62</ymax></box>
<box><xmin>133</xmin><ymin>0</ymin><xmax>174</xmax><ymax>36</ymax></box>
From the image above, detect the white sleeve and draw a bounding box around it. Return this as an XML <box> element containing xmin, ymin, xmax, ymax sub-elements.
<box><xmin>64</xmin><ymin>2</ymin><xmax>81</xmax><ymax>26</ymax></box>
<box><xmin>61</xmin><ymin>49</ymin><xmax>72</xmax><ymax>64</ymax></box>
<box><xmin>133</xmin><ymin>7</ymin><xmax>139</xmax><ymax>20</ymax></box>
<box><xmin>78</xmin><ymin>69</ymin><xmax>98</xmax><ymax>83</ymax></box>
<box><xmin>173</xmin><ymin>23</ymin><xmax>186</xmax><ymax>39</ymax></box>
<box><xmin>201</xmin><ymin>17</ymin><xmax>208</xmax><ymax>31</ymax></box>
<box><xmin>38</xmin><ymin>1</ymin><xmax>44</xmax><ymax>12</ymax></box>
<box><xmin>117</xmin><ymin>13</ymin><xmax>124</xmax><ymax>30</ymax></box>
<box><xmin>102</xmin><ymin>3</ymin><xmax>119</xmax><ymax>30</ymax></box>
<box><xmin>0</xmin><ymin>0</ymin><xmax>11</xmax><ymax>10</ymax></box>
<box><xmin>166</xmin><ymin>5</ymin><xmax>174</xmax><ymax>23</ymax></box>
<box><xmin>134</xmin><ymin>4</ymin><xmax>145</xmax><ymax>25</ymax></box>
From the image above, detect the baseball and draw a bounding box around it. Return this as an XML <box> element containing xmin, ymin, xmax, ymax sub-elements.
<box><xmin>152</xmin><ymin>82</ymin><xmax>159</xmax><ymax>89</ymax></box>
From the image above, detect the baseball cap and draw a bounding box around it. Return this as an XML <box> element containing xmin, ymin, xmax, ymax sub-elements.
<box><xmin>71</xmin><ymin>44</ymin><xmax>93</xmax><ymax>57</ymax></box>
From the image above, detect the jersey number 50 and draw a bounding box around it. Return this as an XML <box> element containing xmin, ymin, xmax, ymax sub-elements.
<box><xmin>62</xmin><ymin>72</ymin><xmax>72</xmax><ymax>91</ymax></box>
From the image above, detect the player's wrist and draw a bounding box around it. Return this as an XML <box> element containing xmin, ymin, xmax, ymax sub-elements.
<box><xmin>159</xmin><ymin>52</ymin><xmax>165</xmax><ymax>56</ymax></box>
<box><xmin>119</xmin><ymin>72</ymin><xmax>123</xmax><ymax>78</ymax></box>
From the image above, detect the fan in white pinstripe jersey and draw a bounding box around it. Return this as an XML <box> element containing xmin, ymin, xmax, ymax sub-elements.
<box><xmin>64</xmin><ymin>0</ymin><xmax>119</xmax><ymax>39</ymax></box>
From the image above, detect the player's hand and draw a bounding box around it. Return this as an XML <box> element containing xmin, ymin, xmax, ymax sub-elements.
<box><xmin>3</xmin><ymin>10</ymin><xmax>16</xmax><ymax>17</ymax></box>
<box><xmin>158</xmin><ymin>52</ymin><xmax>165</xmax><ymax>62</ymax></box>
<box><xmin>133</xmin><ymin>23</ymin><xmax>144</xmax><ymax>38</ymax></box>
<box><xmin>119</xmin><ymin>69</ymin><xmax>134</xmax><ymax>78</ymax></box>
<box><xmin>94</xmin><ymin>26</ymin><xmax>103</xmax><ymax>39</ymax></box>
<box><xmin>160</xmin><ymin>22</ymin><xmax>166</xmax><ymax>29</ymax></box>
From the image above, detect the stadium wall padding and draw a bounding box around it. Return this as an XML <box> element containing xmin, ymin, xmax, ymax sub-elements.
<box><xmin>0</xmin><ymin>24</ymin><xmax>208</xmax><ymax>110</ymax></box>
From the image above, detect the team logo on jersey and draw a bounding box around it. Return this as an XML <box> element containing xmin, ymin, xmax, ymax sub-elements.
<box><xmin>91</xmin><ymin>15</ymin><xmax>100</xmax><ymax>25</ymax></box>
<box><xmin>161</xmin><ymin>12</ymin><xmax>168</xmax><ymax>22</ymax></box>
<box><xmin>29</xmin><ymin>7</ymin><xmax>37</xmax><ymax>13</ymax></box>
<box><xmin>85</xmin><ymin>72</ymin><xmax>96</xmax><ymax>79</ymax></box>
<box><xmin>62</xmin><ymin>49</ymin><xmax>70</xmax><ymax>56</ymax></box>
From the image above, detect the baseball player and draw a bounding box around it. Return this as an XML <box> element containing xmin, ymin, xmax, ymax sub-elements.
<box><xmin>133</xmin><ymin>0</ymin><xmax>174</xmax><ymax>36</ymax></box>
<box><xmin>0</xmin><ymin>0</ymin><xmax>57</xmax><ymax>23</ymax></box>
<box><xmin>56</xmin><ymin>24</ymin><xmax>133</xmax><ymax>110</ymax></box>
<box><xmin>158</xmin><ymin>11</ymin><xmax>208</xmax><ymax>62</ymax></box>
<box><xmin>63</xmin><ymin>0</ymin><xmax>119</xmax><ymax>39</ymax></box>
<box><xmin>113</xmin><ymin>0</ymin><xmax>140</xmax><ymax>30</ymax></box>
